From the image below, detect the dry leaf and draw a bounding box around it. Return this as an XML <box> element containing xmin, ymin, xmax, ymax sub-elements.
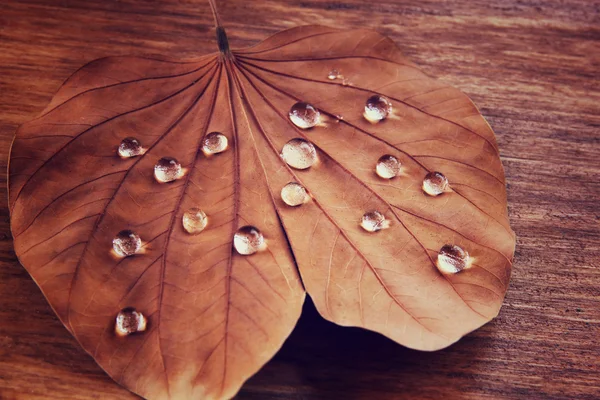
<box><xmin>8</xmin><ymin>16</ymin><xmax>515</xmax><ymax>400</ymax></box>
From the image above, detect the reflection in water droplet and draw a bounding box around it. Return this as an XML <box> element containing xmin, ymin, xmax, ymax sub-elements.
<box><xmin>281</xmin><ymin>182</ymin><xmax>309</xmax><ymax>206</ymax></box>
<box><xmin>233</xmin><ymin>226</ymin><xmax>265</xmax><ymax>255</ymax></box>
<box><xmin>289</xmin><ymin>102</ymin><xmax>320</xmax><ymax>129</ymax></box>
<box><xmin>202</xmin><ymin>132</ymin><xmax>228</xmax><ymax>155</ymax></box>
<box><xmin>115</xmin><ymin>307</ymin><xmax>147</xmax><ymax>337</ymax></box>
<box><xmin>364</xmin><ymin>95</ymin><xmax>392</xmax><ymax>122</ymax></box>
<box><xmin>154</xmin><ymin>157</ymin><xmax>182</xmax><ymax>183</ymax></box>
<box><xmin>113</xmin><ymin>230</ymin><xmax>141</xmax><ymax>257</ymax></box>
<box><xmin>376</xmin><ymin>155</ymin><xmax>401</xmax><ymax>179</ymax></box>
<box><xmin>281</xmin><ymin>139</ymin><xmax>317</xmax><ymax>170</ymax></box>
<box><xmin>436</xmin><ymin>244</ymin><xmax>469</xmax><ymax>274</ymax></box>
<box><xmin>423</xmin><ymin>171</ymin><xmax>449</xmax><ymax>196</ymax></box>
<box><xmin>118</xmin><ymin>137</ymin><xmax>144</xmax><ymax>158</ymax></box>
<box><xmin>328</xmin><ymin>69</ymin><xmax>340</xmax><ymax>80</ymax></box>
<box><xmin>182</xmin><ymin>208</ymin><xmax>208</xmax><ymax>234</ymax></box>
<box><xmin>360</xmin><ymin>211</ymin><xmax>390</xmax><ymax>232</ymax></box>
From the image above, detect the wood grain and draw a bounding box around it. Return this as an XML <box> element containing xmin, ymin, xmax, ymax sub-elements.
<box><xmin>0</xmin><ymin>0</ymin><xmax>598</xmax><ymax>399</ymax></box>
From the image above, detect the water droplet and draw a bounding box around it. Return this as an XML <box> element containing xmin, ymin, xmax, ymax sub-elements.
<box><xmin>360</xmin><ymin>210</ymin><xmax>390</xmax><ymax>232</ymax></box>
<box><xmin>436</xmin><ymin>244</ymin><xmax>469</xmax><ymax>274</ymax></box>
<box><xmin>281</xmin><ymin>182</ymin><xmax>309</xmax><ymax>206</ymax></box>
<box><xmin>327</xmin><ymin>69</ymin><xmax>340</xmax><ymax>80</ymax></box>
<box><xmin>154</xmin><ymin>157</ymin><xmax>182</xmax><ymax>183</ymax></box>
<box><xmin>112</xmin><ymin>230</ymin><xmax>141</xmax><ymax>257</ymax></box>
<box><xmin>423</xmin><ymin>171</ymin><xmax>449</xmax><ymax>196</ymax></box>
<box><xmin>118</xmin><ymin>137</ymin><xmax>144</xmax><ymax>158</ymax></box>
<box><xmin>342</xmin><ymin>78</ymin><xmax>352</xmax><ymax>86</ymax></box>
<box><xmin>376</xmin><ymin>155</ymin><xmax>401</xmax><ymax>179</ymax></box>
<box><xmin>233</xmin><ymin>226</ymin><xmax>265</xmax><ymax>255</ymax></box>
<box><xmin>115</xmin><ymin>307</ymin><xmax>147</xmax><ymax>337</ymax></box>
<box><xmin>202</xmin><ymin>132</ymin><xmax>228</xmax><ymax>155</ymax></box>
<box><xmin>182</xmin><ymin>208</ymin><xmax>208</xmax><ymax>234</ymax></box>
<box><xmin>364</xmin><ymin>95</ymin><xmax>392</xmax><ymax>122</ymax></box>
<box><xmin>281</xmin><ymin>138</ymin><xmax>317</xmax><ymax>170</ymax></box>
<box><xmin>289</xmin><ymin>102</ymin><xmax>320</xmax><ymax>129</ymax></box>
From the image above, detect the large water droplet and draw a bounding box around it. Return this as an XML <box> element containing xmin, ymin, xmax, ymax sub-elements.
<box><xmin>289</xmin><ymin>102</ymin><xmax>320</xmax><ymax>129</ymax></box>
<box><xmin>364</xmin><ymin>95</ymin><xmax>392</xmax><ymax>122</ymax></box>
<box><xmin>436</xmin><ymin>244</ymin><xmax>469</xmax><ymax>274</ymax></box>
<box><xmin>281</xmin><ymin>182</ymin><xmax>309</xmax><ymax>206</ymax></box>
<box><xmin>118</xmin><ymin>137</ymin><xmax>144</xmax><ymax>158</ymax></box>
<box><xmin>112</xmin><ymin>230</ymin><xmax>141</xmax><ymax>257</ymax></box>
<box><xmin>281</xmin><ymin>138</ymin><xmax>317</xmax><ymax>170</ymax></box>
<box><xmin>376</xmin><ymin>155</ymin><xmax>401</xmax><ymax>179</ymax></box>
<box><xmin>327</xmin><ymin>69</ymin><xmax>340</xmax><ymax>80</ymax></box>
<box><xmin>115</xmin><ymin>307</ymin><xmax>147</xmax><ymax>337</ymax></box>
<box><xmin>202</xmin><ymin>132</ymin><xmax>228</xmax><ymax>155</ymax></box>
<box><xmin>423</xmin><ymin>171</ymin><xmax>449</xmax><ymax>196</ymax></box>
<box><xmin>233</xmin><ymin>226</ymin><xmax>265</xmax><ymax>255</ymax></box>
<box><xmin>182</xmin><ymin>208</ymin><xmax>208</xmax><ymax>234</ymax></box>
<box><xmin>360</xmin><ymin>211</ymin><xmax>390</xmax><ymax>232</ymax></box>
<box><xmin>154</xmin><ymin>157</ymin><xmax>182</xmax><ymax>183</ymax></box>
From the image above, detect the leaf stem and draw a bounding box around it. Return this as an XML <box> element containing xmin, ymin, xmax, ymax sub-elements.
<box><xmin>208</xmin><ymin>0</ymin><xmax>230</xmax><ymax>55</ymax></box>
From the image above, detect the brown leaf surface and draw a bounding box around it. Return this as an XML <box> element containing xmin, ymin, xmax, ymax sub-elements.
<box><xmin>8</xmin><ymin>25</ymin><xmax>515</xmax><ymax>399</ymax></box>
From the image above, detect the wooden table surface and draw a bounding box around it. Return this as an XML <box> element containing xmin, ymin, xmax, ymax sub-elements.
<box><xmin>1</xmin><ymin>0</ymin><xmax>598</xmax><ymax>399</ymax></box>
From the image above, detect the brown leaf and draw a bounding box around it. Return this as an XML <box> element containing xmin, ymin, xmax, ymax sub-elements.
<box><xmin>8</xmin><ymin>24</ymin><xmax>515</xmax><ymax>400</ymax></box>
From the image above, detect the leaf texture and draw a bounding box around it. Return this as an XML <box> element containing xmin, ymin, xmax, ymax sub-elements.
<box><xmin>8</xmin><ymin>25</ymin><xmax>515</xmax><ymax>399</ymax></box>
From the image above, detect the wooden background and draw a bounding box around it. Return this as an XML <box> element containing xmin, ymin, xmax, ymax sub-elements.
<box><xmin>0</xmin><ymin>0</ymin><xmax>598</xmax><ymax>398</ymax></box>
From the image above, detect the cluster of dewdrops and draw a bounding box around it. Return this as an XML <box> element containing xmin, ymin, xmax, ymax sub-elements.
<box><xmin>111</xmin><ymin>69</ymin><xmax>470</xmax><ymax>336</ymax></box>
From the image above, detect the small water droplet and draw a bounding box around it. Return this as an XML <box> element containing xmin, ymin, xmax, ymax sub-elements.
<box><xmin>436</xmin><ymin>244</ymin><xmax>469</xmax><ymax>274</ymax></box>
<box><xmin>423</xmin><ymin>171</ymin><xmax>449</xmax><ymax>196</ymax></box>
<box><xmin>281</xmin><ymin>182</ymin><xmax>309</xmax><ymax>206</ymax></box>
<box><xmin>233</xmin><ymin>226</ymin><xmax>265</xmax><ymax>255</ymax></box>
<box><xmin>281</xmin><ymin>138</ymin><xmax>318</xmax><ymax>170</ymax></box>
<box><xmin>342</xmin><ymin>78</ymin><xmax>352</xmax><ymax>86</ymax></box>
<box><xmin>364</xmin><ymin>95</ymin><xmax>392</xmax><ymax>122</ymax></box>
<box><xmin>182</xmin><ymin>208</ymin><xmax>208</xmax><ymax>234</ymax></box>
<box><xmin>376</xmin><ymin>155</ymin><xmax>401</xmax><ymax>179</ymax></box>
<box><xmin>202</xmin><ymin>132</ymin><xmax>228</xmax><ymax>155</ymax></box>
<box><xmin>154</xmin><ymin>157</ymin><xmax>182</xmax><ymax>183</ymax></box>
<box><xmin>289</xmin><ymin>102</ymin><xmax>320</xmax><ymax>129</ymax></box>
<box><xmin>118</xmin><ymin>137</ymin><xmax>144</xmax><ymax>158</ymax></box>
<box><xmin>327</xmin><ymin>69</ymin><xmax>340</xmax><ymax>80</ymax></box>
<box><xmin>115</xmin><ymin>307</ymin><xmax>147</xmax><ymax>337</ymax></box>
<box><xmin>360</xmin><ymin>211</ymin><xmax>390</xmax><ymax>232</ymax></box>
<box><xmin>112</xmin><ymin>230</ymin><xmax>141</xmax><ymax>257</ymax></box>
